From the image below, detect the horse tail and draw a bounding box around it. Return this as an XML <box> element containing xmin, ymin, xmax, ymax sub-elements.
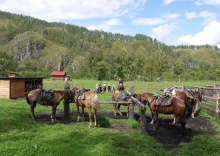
<box><xmin>90</xmin><ymin>93</ymin><xmax>101</xmax><ymax>110</ymax></box>
<box><xmin>184</xmin><ymin>103</ymin><xmax>192</xmax><ymax>120</ymax></box>
<box><xmin>25</xmin><ymin>91</ymin><xmax>31</xmax><ymax>105</ymax></box>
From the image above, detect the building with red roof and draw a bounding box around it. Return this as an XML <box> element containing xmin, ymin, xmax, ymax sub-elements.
<box><xmin>51</xmin><ymin>71</ymin><xmax>66</xmax><ymax>81</ymax></box>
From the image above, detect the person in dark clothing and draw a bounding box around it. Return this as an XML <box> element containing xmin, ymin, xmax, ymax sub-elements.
<box><xmin>107</xmin><ymin>83</ymin><xmax>111</xmax><ymax>93</ymax></box>
<box><xmin>119</xmin><ymin>79</ymin><xmax>123</xmax><ymax>85</ymax></box>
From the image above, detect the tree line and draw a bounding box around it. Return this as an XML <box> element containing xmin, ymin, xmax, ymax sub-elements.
<box><xmin>1</xmin><ymin>10</ymin><xmax>220</xmax><ymax>81</ymax></box>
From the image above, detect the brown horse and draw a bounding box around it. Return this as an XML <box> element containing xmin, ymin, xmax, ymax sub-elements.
<box><xmin>112</xmin><ymin>91</ymin><xmax>131</xmax><ymax>117</ymax></box>
<box><xmin>72</xmin><ymin>86</ymin><xmax>101</xmax><ymax>128</ymax></box>
<box><xmin>176</xmin><ymin>90</ymin><xmax>203</xmax><ymax>119</ymax></box>
<box><xmin>26</xmin><ymin>89</ymin><xmax>73</xmax><ymax>122</ymax></box>
<box><xmin>135</xmin><ymin>93</ymin><xmax>192</xmax><ymax>135</ymax></box>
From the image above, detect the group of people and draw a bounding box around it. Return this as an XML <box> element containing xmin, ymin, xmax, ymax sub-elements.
<box><xmin>95</xmin><ymin>79</ymin><xmax>124</xmax><ymax>93</ymax></box>
<box><xmin>95</xmin><ymin>82</ymin><xmax>116</xmax><ymax>93</ymax></box>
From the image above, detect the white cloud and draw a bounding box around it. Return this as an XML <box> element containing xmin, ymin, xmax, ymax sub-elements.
<box><xmin>87</xmin><ymin>18</ymin><xmax>123</xmax><ymax>31</ymax></box>
<box><xmin>152</xmin><ymin>24</ymin><xmax>179</xmax><ymax>41</ymax></box>
<box><xmin>163</xmin><ymin>13</ymin><xmax>180</xmax><ymax>19</ymax></box>
<box><xmin>185</xmin><ymin>11</ymin><xmax>217</xmax><ymax>25</ymax></box>
<box><xmin>132</xmin><ymin>17</ymin><xmax>165</xmax><ymax>25</ymax></box>
<box><xmin>185</xmin><ymin>12</ymin><xmax>198</xmax><ymax>19</ymax></box>
<box><xmin>195</xmin><ymin>0</ymin><xmax>220</xmax><ymax>5</ymax></box>
<box><xmin>163</xmin><ymin>0</ymin><xmax>176</xmax><ymax>5</ymax></box>
<box><xmin>176</xmin><ymin>21</ymin><xmax>220</xmax><ymax>48</ymax></box>
<box><xmin>0</xmin><ymin>0</ymin><xmax>147</xmax><ymax>21</ymax></box>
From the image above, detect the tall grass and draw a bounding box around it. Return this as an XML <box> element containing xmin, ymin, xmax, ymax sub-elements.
<box><xmin>0</xmin><ymin>79</ymin><xmax>220</xmax><ymax>156</ymax></box>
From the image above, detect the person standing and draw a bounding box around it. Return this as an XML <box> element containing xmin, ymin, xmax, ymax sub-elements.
<box><xmin>107</xmin><ymin>83</ymin><xmax>111</xmax><ymax>93</ymax></box>
<box><xmin>103</xmin><ymin>82</ymin><xmax>107</xmax><ymax>93</ymax></box>
<box><xmin>95</xmin><ymin>82</ymin><xmax>99</xmax><ymax>93</ymax></box>
<box><xmin>112</xmin><ymin>84</ymin><xmax>116</xmax><ymax>93</ymax></box>
<box><xmin>99</xmin><ymin>82</ymin><xmax>102</xmax><ymax>93</ymax></box>
<box><xmin>119</xmin><ymin>78</ymin><xmax>123</xmax><ymax>85</ymax></box>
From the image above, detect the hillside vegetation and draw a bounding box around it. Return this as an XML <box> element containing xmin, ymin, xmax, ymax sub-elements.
<box><xmin>0</xmin><ymin>11</ymin><xmax>220</xmax><ymax>81</ymax></box>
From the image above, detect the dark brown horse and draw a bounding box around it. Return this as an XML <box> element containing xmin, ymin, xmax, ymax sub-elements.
<box><xmin>112</xmin><ymin>91</ymin><xmax>131</xmax><ymax>117</ymax></box>
<box><xmin>135</xmin><ymin>93</ymin><xmax>192</xmax><ymax>135</ymax></box>
<box><xmin>72</xmin><ymin>86</ymin><xmax>101</xmax><ymax>128</ymax></box>
<box><xmin>26</xmin><ymin>89</ymin><xmax>72</xmax><ymax>122</ymax></box>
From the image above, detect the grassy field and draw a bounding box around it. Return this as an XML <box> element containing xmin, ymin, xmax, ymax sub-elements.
<box><xmin>0</xmin><ymin>79</ymin><xmax>220</xmax><ymax>156</ymax></box>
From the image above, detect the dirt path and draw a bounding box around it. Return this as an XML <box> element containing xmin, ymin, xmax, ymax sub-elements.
<box><xmin>34</xmin><ymin>111</ymin><xmax>216</xmax><ymax>149</ymax></box>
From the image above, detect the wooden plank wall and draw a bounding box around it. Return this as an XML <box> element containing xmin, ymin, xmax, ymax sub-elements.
<box><xmin>0</xmin><ymin>80</ymin><xmax>10</xmax><ymax>99</ymax></box>
<box><xmin>10</xmin><ymin>80</ymin><xmax>25</xmax><ymax>99</ymax></box>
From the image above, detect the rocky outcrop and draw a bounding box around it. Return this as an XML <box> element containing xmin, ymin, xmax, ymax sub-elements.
<box><xmin>8</xmin><ymin>31</ymin><xmax>46</xmax><ymax>61</ymax></box>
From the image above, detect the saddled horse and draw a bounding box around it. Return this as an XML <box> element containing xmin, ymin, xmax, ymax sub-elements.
<box><xmin>135</xmin><ymin>93</ymin><xmax>192</xmax><ymax>135</ymax></box>
<box><xmin>26</xmin><ymin>89</ymin><xmax>73</xmax><ymax>122</ymax></box>
<box><xmin>112</xmin><ymin>91</ymin><xmax>131</xmax><ymax>117</ymax></box>
<box><xmin>72</xmin><ymin>86</ymin><xmax>101</xmax><ymax>128</ymax></box>
<box><xmin>175</xmin><ymin>89</ymin><xmax>203</xmax><ymax>119</ymax></box>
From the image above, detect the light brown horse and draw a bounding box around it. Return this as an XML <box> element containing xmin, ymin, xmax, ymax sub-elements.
<box><xmin>135</xmin><ymin>93</ymin><xmax>192</xmax><ymax>135</ymax></box>
<box><xmin>26</xmin><ymin>89</ymin><xmax>72</xmax><ymax>122</ymax></box>
<box><xmin>112</xmin><ymin>91</ymin><xmax>131</xmax><ymax>117</ymax></box>
<box><xmin>72</xmin><ymin>86</ymin><xmax>101</xmax><ymax>128</ymax></box>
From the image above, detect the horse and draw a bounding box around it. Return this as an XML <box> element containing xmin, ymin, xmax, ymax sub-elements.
<box><xmin>175</xmin><ymin>89</ymin><xmax>203</xmax><ymax>119</ymax></box>
<box><xmin>26</xmin><ymin>89</ymin><xmax>73</xmax><ymax>122</ymax></box>
<box><xmin>135</xmin><ymin>93</ymin><xmax>192</xmax><ymax>135</ymax></box>
<box><xmin>72</xmin><ymin>86</ymin><xmax>101</xmax><ymax>128</ymax></box>
<box><xmin>112</xmin><ymin>91</ymin><xmax>131</xmax><ymax>117</ymax></box>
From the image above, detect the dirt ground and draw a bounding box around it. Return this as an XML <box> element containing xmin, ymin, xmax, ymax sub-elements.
<box><xmin>34</xmin><ymin>111</ymin><xmax>216</xmax><ymax>150</ymax></box>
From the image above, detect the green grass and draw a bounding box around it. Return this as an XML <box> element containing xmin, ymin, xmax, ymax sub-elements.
<box><xmin>0</xmin><ymin>80</ymin><xmax>220</xmax><ymax>156</ymax></box>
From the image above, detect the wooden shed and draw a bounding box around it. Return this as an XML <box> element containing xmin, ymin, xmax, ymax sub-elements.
<box><xmin>51</xmin><ymin>71</ymin><xmax>66</xmax><ymax>81</ymax></box>
<box><xmin>0</xmin><ymin>77</ymin><xmax>43</xmax><ymax>99</ymax></box>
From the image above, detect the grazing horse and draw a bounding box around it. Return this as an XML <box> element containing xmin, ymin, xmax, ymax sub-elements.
<box><xmin>26</xmin><ymin>89</ymin><xmax>72</xmax><ymax>122</ymax></box>
<box><xmin>135</xmin><ymin>93</ymin><xmax>192</xmax><ymax>135</ymax></box>
<box><xmin>112</xmin><ymin>91</ymin><xmax>131</xmax><ymax>116</ymax></box>
<box><xmin>72</xmin><ymin>86</ymin><xmax>101</xmax><ymax>128</ymax></box>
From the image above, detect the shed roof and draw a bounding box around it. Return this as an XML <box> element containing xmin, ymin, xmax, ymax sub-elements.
<box><xmin>51</xmin><ymin>71</ymin><xmax>66</xmax><ymax>76</ymax></box>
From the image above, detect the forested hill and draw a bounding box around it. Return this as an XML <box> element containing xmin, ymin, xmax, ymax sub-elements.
<box><xmin>0</xmin><ymin>10</ymin><xmax>220</xmax><ymax>81</ymax></box>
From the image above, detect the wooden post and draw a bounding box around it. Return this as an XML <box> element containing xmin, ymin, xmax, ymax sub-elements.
<box><xmin>216</xmin><ymin>89</ymin><xmax>220</xmax><ymax>118</ymax></box>
<box><xmin>130</xmin><ymin>96</ymin><xmax>147</xmax><ymax>134</ymax></box>
<box><xmin>129</xmin><ymin>103</ymin><xmax>134</xmax><ymax>119</ymax></box>
<box><xmin>139</xmin><ymin>107</ymin><xmax>147</xmax><ymax>135</ymax></box>
<box><xmin>63</xmin><ymin>82</ymin><xmax>70</xmax><ymax>117</ymax></box>
<box><xmin>129</xmin><ymin>84</ymin><xmax>135</xmax><ymax>119</ymax></box>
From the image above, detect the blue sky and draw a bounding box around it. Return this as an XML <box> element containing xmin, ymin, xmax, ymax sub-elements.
<box><xmin>0</xmin><ymin>0</ymin><xmax>220</xmax><ymax>47</ymax></box>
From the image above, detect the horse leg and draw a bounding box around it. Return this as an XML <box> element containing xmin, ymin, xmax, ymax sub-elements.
<box><xmin>152</xmin><ymin>111</ymin><xmax>159</xmax><ymax>130</ymax></box>
<box><xmin>30</xmin><ymin>102</ymin><xmax>37</xmax><ymax>120</ymax></box>
<box><xmin>113</xmin><ymin>104</ymin><xmax>117</xmax><ymax>116</ymax></box>
<box><xmin>173</xmin><ymin>114</ymin><xmax>177</xmax><ymax>124</ymax></box>
<box><xmin>76</xmin><ymin>105</ymin><xmax>80</xmax><ymax>122</ymax></box>
<box><xmin>127</xmin><ymin>105</ymin><xmax>129</xmax><ymax>117</ymax></box>
<box><xmin>118</xmin><ymin>104</ymin><xmax>123</xmax><ymax>116</ymax></box>
<box><xmin>155</xmin><ymin>113</ymin><xmax>159</xmax><ymax>130</ymax></box>
<box><xmin>150</xmin><ymin>110</ymin><xmax>154</xmax><ymax>124</ymax></box>
<box><xmin>87</xmin><ymin>107</ymin><xmax>92</xmax><ymax>128</ymax></box>
<box><xmin>180</xmin><ymin>120</ymin><xmax>186</xmax><ymax>135</ymax></box>
<box><xmin>51</xmin><ymin>105</ymin><xmax>57</xmax><ymax>122</ymax></box>
<box><xmin>82</xmin><ymin>107</ymin><xmax>85</xmax><ymax>122</ymax></box>
<box><xmin>94</xmin><ymin>108</ymin><xmax>97</xmax><ymax>127</ymax></box>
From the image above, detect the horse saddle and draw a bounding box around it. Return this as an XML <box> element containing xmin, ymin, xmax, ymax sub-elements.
<box><xmin>185</xmin><ymin>90</ymin><xmax>195</xmax><ymax>99</ymax></box>
<box><xmin>36</xmin><ymin>89</ymin><xmax>54</xmax><ymax>102</ymax></box>
<box><xmin>154</xmin><ymin>94</ymin><xmax>172</xmax><ymax>107</ymax></box>
<box><xmin>117</xmin><ymin>91</ymin><xmax>128</xmax><ymax>100</ymax></box>
<box><xmin>76</xmin><ymin>88</ymin><xmax>90</xmax><ymax>100</ymax></box>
